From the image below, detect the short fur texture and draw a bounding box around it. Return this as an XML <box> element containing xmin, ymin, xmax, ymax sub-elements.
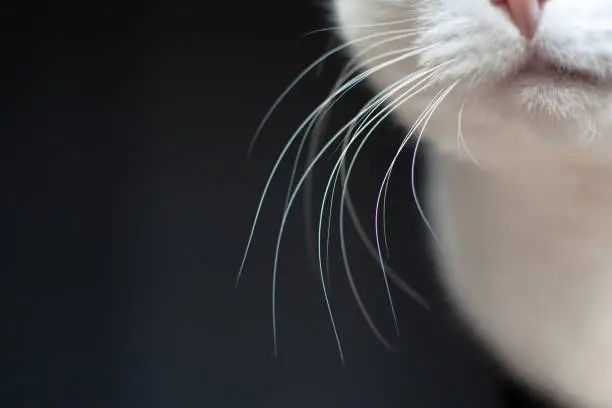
<box><xmin>331</xmin><ymin>1</ymin><xmax>612</xmax><ymax>406</ymax></box>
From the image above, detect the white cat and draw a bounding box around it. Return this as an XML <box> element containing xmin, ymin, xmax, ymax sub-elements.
<box><xmin>328</xmin><ymin>0</ymin><xmax>612</xmax><ymax>407</ymax></box>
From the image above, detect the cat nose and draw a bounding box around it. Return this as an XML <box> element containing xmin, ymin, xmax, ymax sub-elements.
<box><xmin>492</xmin><ymin>0</ymin><xmax>545</xmax><ymax>39</ymax></box>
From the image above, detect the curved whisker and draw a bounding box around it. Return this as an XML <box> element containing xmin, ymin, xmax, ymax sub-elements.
<box><xmin>457</xmin><ymin>100</ymin><xmax>486</xmax><ymax>169</ymax></box>
<box><xmin>409</xmin><ymin>83</ymin><xmax>460</xmax><ymax>250</ymax></box>
<box><xmin>381</xmin><ymin>164</ymin><xmax>393</xmax><ymax>258</ymax></box>
<box><xmin>378</xmin><ymin>95</ymin><xmax>448</xmax><ymax>261</ymax></box>
<box><xmin>284</xmin><ymin>40</ymin><xmax>427</xmax><ymax>211</ymax></box>
<box><xmin>301</xmin><ymin>44</ymin><xmax>436</xmax><ymax>270</ymax></box>
<box><xmin>270</xmin><ymin>66</ymin><xmax>439</xmax><ymax>360</ymax></box>
<box><xmin>302</xmin><ymin>18</ymin><xmax>422</xmax><ymax>37</ymax></box>
<box><xmin>374</xmin><ymin>81</ymin><xmax>459</xmax><ymax>302</ymax></box>
<box><xmin>238</xmin><ymin>44</ymin><xmax>434</xmax><ymax>289</ymax></box>
<box><xmin>301</xmin><ymin>46</ymin><xmax>434</xmax><ymax>297</ymax></box>
<box><xmin>315</xmin><ymin>68</ymin><xmax>443</xmax><ymax>348</ymax></box>
<box><xmin>341</xmin><ymin>183</ymin><xmax>429</xmax><ymax>309</ymax></box>
<box><xmin>248</xmin><ymin>28</ymin><xmax>422</xmax><ymax>155</ymax></box>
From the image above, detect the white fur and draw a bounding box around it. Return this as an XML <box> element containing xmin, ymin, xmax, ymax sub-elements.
<box><xmin>331</xmin><ymin>0</ymin><xmax>612</xmax><ymax>406</ymax></box>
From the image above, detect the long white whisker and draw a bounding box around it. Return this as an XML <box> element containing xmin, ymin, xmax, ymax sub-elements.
<box><xmin>358</xmin><ymin>81</ymin><xmax>444</xmax><ymax>334</ymax></box>
<box><xmin>343</xmin><ymin>191</ymin><xmax>429</xmax><ymax>308</ymax></box>
<box><xmin>270</xmin><ymin>65</ymin><xmax>439</xmax><ymax>360</ymax></box>
<box><xmin>379</xmin><ymin>88</ymin><xmax>449</xmax><ymax>259</ymax></box>
<box><xmin>323</xmin><ymin>65</ymin><xmax>444</xmax><ymax>269</ymax></box>
<box><xmin>238</xmin><ymin>46</ymin><xmax>433</xmax><ymax>287</ymax></box>
<box><xmin>284</xmin><ymin>40</ymin><xmax>427</xmax><ymax>210</ymax></box>
<box><xmin>331</xmin><ymin>80</ymin><xmax>434</xmax><ymax>347</ymax></box>
<box><xmin>315</xmin><ymin>68</ymin><xmax>443</xmax><ymax>348</ymax></box>
<box><xmin>340</xmin><ymin>203</ymin><xmax>399</xmax><ymax>350</ymax></box>
<box><xmin>307</xmin><ymin>60</ymin><xmax>434</xmax><ymax>308</ymax></box>
<box><xmin>374</xmin><ymin>82</ymin><xmax>459</xmax><ymax>298</ymax></box>
<box><xmin>301</xmin><ymin>44</ymin><xmax>435</xmax><ymax>270</ymax></box>
<box><xmin>337</xmin><ymin>74</ymin><xmax>442</xmax><ymax>337</ymax></box>
<box><xmin>457</xmin><ymin>100</ymin><xmax>486</xmax><ymax>169</ymax></box>
<box><xmin>303</xmin><ymin>18</ymin><xmax>422</xmax><ymax>37</ymax></box>
<box><xmin>374</xmin><ymin>82</ymin><xmax>452</xmax><ymax>266</ymax></box>
<box><xmin>319</xmin><ymin>54</ymin><xmax>426</xmax><ymax>282</ymax></box>
<box><xmin>248</xmin><ymin>28</ymin><xmax>422</xmax><ymax>155</ymax></box>
<box><xmin>376</xmin><ymin>90</ymin><xmax>446</xmax><ymax>252</ymax></box>
<box><xmin>381</xmin><ymin>167</ymin><xmax>392</xmax><ymax>258</ymax></box>
<box><xmin>302</xmin><ymin>39</ymin><xmax>422</xmax><ymax>245</ymax></box>
<box><xmin>333</xmin><ymin>97</ymin><xmax>422</xmax><ymax>350</ymax></box>
<box><xmin>410</xmin><ymin>83</ymin><xmax>460</xmax><ymax>249</ymax></box>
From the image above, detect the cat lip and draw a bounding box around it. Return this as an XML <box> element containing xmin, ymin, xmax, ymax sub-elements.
<box><xmin>514</xmin><ymin>57</ymin><xmax>602</xmax><ymax>85</ymax></box>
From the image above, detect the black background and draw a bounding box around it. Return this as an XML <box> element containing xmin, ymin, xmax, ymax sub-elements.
<box><xmin>3</xmin><ymin>2</ymin><xmax>547</xmax><ymax>407</ymax></box>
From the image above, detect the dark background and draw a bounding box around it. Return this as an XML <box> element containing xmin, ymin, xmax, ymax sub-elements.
<box><xmin>3</xmin><ymin>2</ymin><xmax>546</xmax><ymax>407</ymax></box>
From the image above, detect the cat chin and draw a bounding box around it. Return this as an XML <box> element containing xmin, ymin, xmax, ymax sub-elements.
<box><xmin>373</xmin><ymin>83</ymin><xmax>612</xmax><ymax>164</ymax></box>
<box><xmin>478</xmin><ymin>87</ymin><xmax>612</xmax><ymax>149</ymax></box>
<box><xmin>480</xmin><ymin>73</ymin><xmax>612</xmax><ymax>122</ymax></box>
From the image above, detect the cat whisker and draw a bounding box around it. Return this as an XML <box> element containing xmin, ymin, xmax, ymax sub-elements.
<box><xmin>375</xmin><ymin>79</ymin><xmax>453</xmax><ymax>268</ymax></box>
<box><xmin>375</xmin><ymin>80</ymin><xmax>459</xmax><ymax>285</ymax></box>
<box><xmin>314</xmin><ymin>56</ymin><xmax>433</xmax><ymax>299</ymax></box>
<box><xmin>302</xmin><ymin>18</ymin><xmax>423</xmax><ymax>37</ymax></box>
<box><xmin>332</xmin><ymin>76</ymin><xmax>438</xmax><ymax>350</ymax></box>
<box><xmin>284</xmin><ymin>41</ymin><xmax>430</xmax><ymax>211</ymax></box>
<box><xmin>301</xmin><ymin>38</ymin><xmax>429</xmax><ymax>235</ymax></box>
<box><xmin>381</xmin><ymin>157</ymin><xmax>392</xmax><ymax>258</ymax></box>
<box><xmin>375</xmin><ymin>79</ymin><xmax>454</xmax><ymax>302</ymax></box>
<box><xmin>409</xmin><ymin>82</ymin><xmax>460</xmax><ymax>250</ymax></box>
<box><xmin>340</xmin><ymin>184</ymin><xmax>430</xmax><ymax>308</ymax></box>
<box><xmin>316</xmin><ymin>66</ymin><xmax>445</xmax><ymax>348</ymax></box>
<box><xmin>238</xmin><ymin>43</ymin><xmax>434</xmax><ymax>288</ymax></box>
<box><xmin>319</xmin><ymin>43</ymin><xmax>436</xmax><ymax>160</ymax></box>
<box><xmin>379</xmin><ymin>70</ymin><xmax>451</xmax><ymax>261</ymax></box>
<box><xmin>271</xmin><ymin>65</ymin><xmax>441</xmax><ymax>360</ymax></box>
<box><xmin>316</xmin><ymin>48</ymin><xmax>435</xmax><ymax>262</ymax></box>
<box><xmin>457</xmin><ymin>100</ymin><xmax>487</xmax><ymax>170</ymax></box>
<box><xmin>283</xmin><ymin>40</ymin><xmax>433</xmax><ymax>277</ymax></box>
<box><xmin>339</xmin><ymin>80</ymin><xmax>441</xmax><ymax>340</ymax></box>
<box><xmin>261</xmin><ymin>52</ymin><xmax>433</xmax><ymax>360</ymax></box>
<box><xmin>240</xmin><ymin>21</ymin><xmax>442</xmax><ymax>358</ymax></box>
<box><xmin>247</xmin><ymin>28</ymin><xmax>422</xmax><ymax>156</ymax></box>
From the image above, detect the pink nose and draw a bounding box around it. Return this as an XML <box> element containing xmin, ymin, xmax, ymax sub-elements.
<box><xmin>492</xmin><ymin>0</ymin><xmax>545</xmax><ymax>39</ymax></box>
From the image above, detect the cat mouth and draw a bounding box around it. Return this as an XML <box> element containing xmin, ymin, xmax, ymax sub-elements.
<box><xmin>513</xmin><ymin>57</ymin><xmax>602</xmax><ymax>85</ymax></box>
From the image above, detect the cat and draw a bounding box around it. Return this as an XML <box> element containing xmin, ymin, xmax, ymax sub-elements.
<box><xmin>328</xmin><ymin>0</ymin><xmax>612</xmax><ymax>407</ymax></box>
<box><xmin>241</xmin><ymin>1</ymin><xmax>612</xmax><ymax>406</ymax></box>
